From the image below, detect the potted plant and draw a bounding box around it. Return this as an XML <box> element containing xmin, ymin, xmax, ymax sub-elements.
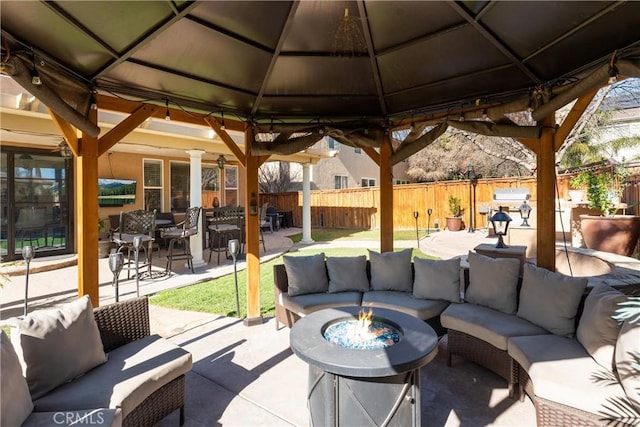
<box><xmin>568</xmin><ymin>171</ymin><xmax>589</xmax><ymax>202</ymax></box>
<box><xmin>98</xmin><ymin>217</ymin><xmax>113</xmax><ymax>258</ymax></box>
<box><xmin>446</xmin><ymin>195</ymin><xmax>464</xmax><ymax>231</ymax></box>
<box><xmin>579</xmin><ymin>164</ymin><xmax>640</xmax><ymax>257</ymax></box>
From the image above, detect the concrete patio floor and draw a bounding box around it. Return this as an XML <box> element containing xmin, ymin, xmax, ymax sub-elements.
<box><xmin>151</xmin><ymin>306</ymin><xmax>537</xmax><ymax>427</ymax></box>
<box><xmin>2</xmin><ymin>228</ymin><xmax>639</xmax><ymax>426</ymax></box>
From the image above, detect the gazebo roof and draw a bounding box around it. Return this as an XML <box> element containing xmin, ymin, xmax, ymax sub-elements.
<box><xmin>2</xmin><ymin>1</ymin><xmax>640</xmax><ymax>128</ymax></box>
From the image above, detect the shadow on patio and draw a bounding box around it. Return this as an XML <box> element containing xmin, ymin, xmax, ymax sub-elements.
<box><xmin>152</xmin><ymin>306</ymin><xmax>536</xmax><ymax>427</ymax></box>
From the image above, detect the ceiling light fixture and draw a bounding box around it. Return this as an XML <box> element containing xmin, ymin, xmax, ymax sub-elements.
<box><xmin>165</xmin><ymin>99</ymin><xmax>170</xmax><ymax>121</ymax></box>
<box><xmin>220</xmin><ymin>111</ymin><xmax>225</xmax><ymax>130</ymax></box>
<box><xmin>269</xmin><ymin>119</ymin><xmax>274</xmax><ymax>135</ymax></box>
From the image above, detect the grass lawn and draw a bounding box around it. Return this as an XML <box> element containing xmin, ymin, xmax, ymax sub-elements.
<box><xmin>287</xmin><ymin>228</ymin><xmax>421</xmax><ymax>243</ymax></box>
<box><xmin>150</xmin><ymin>247</ymin><xmax>432</xmax><ymax>319</ymax></box>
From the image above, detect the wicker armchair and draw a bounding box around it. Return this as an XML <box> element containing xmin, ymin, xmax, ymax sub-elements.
<box><xmin>93</xmin><ymin>297</ymin><xmax>187</xmax><ymax>426</ymax></box>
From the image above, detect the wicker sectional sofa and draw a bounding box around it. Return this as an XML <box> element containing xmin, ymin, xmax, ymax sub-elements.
<box><xmin>273</xmin><ymin>249</ymin><xmax>459</xmax><ymax>334</ymax></box>
<box><xmin>275</xmin><ymin>249</ymin><xmax>639</xmax><ymax>427</ymax></box>
<box><xmin>1</xmin><ymin>296</ymin><xmax>192</xmax><ymax>427</ymax></box>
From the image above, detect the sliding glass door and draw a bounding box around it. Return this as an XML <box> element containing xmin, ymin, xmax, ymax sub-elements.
<box><xmin>1</xmin><ymin>149</ymin><xmax>73</xmax><ymax>261</ymax></box>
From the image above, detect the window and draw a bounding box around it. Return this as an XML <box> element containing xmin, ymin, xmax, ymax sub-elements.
<box><xmin>354</xmin><ymin>147</ymin><xmax>362</xmax><ymax>154</ymax></box>
<box><xmin>170</xmin><ymin>162</ymin><xmax>189</xmax><ymax>211</ymax></box>
<box><xmin>143</xmin><ymin>159</ymin><xmax>162</xmax><ymax>212</ymax></box>
<box><xmin>327</xmin><ymin>138</ymin><xmax>338</xmax><ymax>150</ymax></box>
<box><xmin>334</xmin><ymin>175</ymin><xmax>348</xmax><ymax>189</ymax></box>
<box><xmin>361</xmin><ymin>178</ymin><xmax>376</xmax><ymax>187</ymax></box>
<box><xmin>225</xmin><ymin>165</ymin><xmax>238</xmax><ymax>206</ymax></box>
<box><xmin>202</xmin><ymin>165</ymin><xmax>220</xmax><ymax>207</ymax></box>
<box><xmin>394</xmin><ymin>179</ymin><xmax>410</xmax><ymax>185</ymax></box>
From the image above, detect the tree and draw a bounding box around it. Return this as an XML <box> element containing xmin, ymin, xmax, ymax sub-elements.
<box><xmin>259</xmin><ymin>161</ymin><xmax>301</xmax><ymax>193</ymax></box>
<box><xmin>403</xmin><ymin>78</ymin><xmax>640</xmax><ymax>181</ymax></box>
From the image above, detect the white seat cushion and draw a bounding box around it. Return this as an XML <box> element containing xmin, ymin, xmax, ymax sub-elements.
<box><xmin>32</xmin><ymin>335</ymin><xmax>191</xmax><ymax>419</ymax></box>
<box><xmin>362</xmin><ymin>291</ymin><xmax>449</xmax><ymax>320</ymax></box>
<box><xmin>441</xmin><ymin>303</ymin><xmax>548</xmax><ymax>350</ymax></box>
<box><xmin>508</xmin><ymin>334</ymin><xmax>629</xmax><ymax>417</ymax></box>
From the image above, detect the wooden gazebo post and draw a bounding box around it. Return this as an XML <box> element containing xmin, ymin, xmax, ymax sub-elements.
<box><xmin>76</xmin><ymin>108</ymin><xmax>100</xmax><ymax>306</ymax></box>
<box><xmin>243</xmin><ymin>125</ymin><xmax>263</xmax><ymax>326</ymax></box>
<box><xmin>380</xmin><ymin>134</ymin><xmax>394</xmax><ymax>253</ymax></box>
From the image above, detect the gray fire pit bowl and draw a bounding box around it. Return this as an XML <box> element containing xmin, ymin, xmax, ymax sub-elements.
<box><xmin>290</xmin><ymin>306</ymin><xmax>438</xmax><ymax>426</ymax></box>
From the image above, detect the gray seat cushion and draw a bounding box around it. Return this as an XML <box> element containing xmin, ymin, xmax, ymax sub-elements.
<box><xmin>282</xmin><ymin>292</ymin><xmax>362</xmax><ymax>315</ymax></box>
<box><xmin>24</xmin><ymin>409</ymin><xmax>122</xmax><ymax>427</ymax></box>
<box><xmin>441</xmin><ymin>303</ymin><xmax>548</xmax><ymax>350</ymax></box>
<box><xmin>508</xmin><ymin>334</ymin><xmax>629</xmax><ymax>417</ymax></box>
<box><xmin>33</xmin><ymin>335</ymin><xmax>192</xmax><ymax>419</ymax></box>
<box><xmin>362</xmin><ymin>291</ymin><xmax>449</xmax><ymax>320</ymax></box>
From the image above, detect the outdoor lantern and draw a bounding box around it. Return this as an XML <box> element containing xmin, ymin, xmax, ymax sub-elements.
<box><xmin>22</xmin><ymin>245</ymin><xmax>34</xmax><ymax>316</ymax></box>
<box><xmin>490</xmin><ymin>206</ymin><xmax>512</xmax><ymax>249</ymax></box>
<box><xmin>228</xmin><ymin>239</ymin><xmax>242</xmax><ymax>318</ymax></box>
<box><xmin>217</xmin><ymin>154</ymin><xmax>227</xmax><ymax>170</ymax></box>
<box><xmin>518</xmin><ymin>201</ymin><xmax>532</xmax><ymax>227</ymax></box>
<box><xmin>109</xmin><ymin>252</ymin><xmax>124</xmax><ymax>302</ymax></box>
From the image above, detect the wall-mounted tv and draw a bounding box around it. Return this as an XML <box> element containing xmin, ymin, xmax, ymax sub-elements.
<box><xmin>98</xmin><ymin>178</ymin><xmax>137</xmax><ymax>207</ymax></box>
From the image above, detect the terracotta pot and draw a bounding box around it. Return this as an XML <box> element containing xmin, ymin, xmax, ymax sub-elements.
<box><xmin>98</xmin><ymin>240</ymin><xmax>113</xmax><ymax>258</ymax></box>
<box><xmin>579</xmin><ymin>215</ymin><xmax>640</xmax><ymax>257</ymax></box>
<box><xmin>446</xmin><ymin>217</ymin><xmax>463</xmax><ymax>232</ymax></box>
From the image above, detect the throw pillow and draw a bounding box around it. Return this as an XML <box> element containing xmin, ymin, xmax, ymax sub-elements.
<box><xmin>10</xmin><ymin>295</ymin><xmax>107</xmax><ymax>400</ymax></box>
<box><xmin>368</xmin><ymin>248</ymin><xmax>413</xmax><ymax>292</ymax></box>
<box><xmin>465</xmin><ymin>251</ymin><xmax>520</xmax><ymax>314</ymax></box>
<box><xmin>577</xmin><ymin>283</ymin><xmax>627</xmax><ymax>369</ymax></box>
<box><xmin>517</xmin><ymin>263</ymin><xmax>587</xmax><ymax>337</ymax></box>
<box><xmin>1</xmin><ymin>331</ymin><xmax>33</xmax><ymax>426</ymax></box>
<box><xmin>326</xmin><ymin>256</ymin><xmax>370</xmax><ymax>293</ymax></box>
<box><xmin>413</xmin><ymin>257</ymin><xmax>461</xmax><ymax>303</ymax></box>
<box><xmin>284</xmin><ymin>253</ymin><xmax>329</xmax><ymax>296</ymax></box>
<box><xmin>615</xmin><ymin>319</ymin><xmax>640</xmax><ymax>413</ymax></box>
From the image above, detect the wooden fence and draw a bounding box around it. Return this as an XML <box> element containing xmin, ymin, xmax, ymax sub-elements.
<box><xmin>260</xmin><ymin>173</ymin><xmax>640</xmax><ymax>231</ymax></box>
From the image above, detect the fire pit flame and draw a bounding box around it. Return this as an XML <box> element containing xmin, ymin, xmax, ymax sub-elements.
<box><xmin>358</xmin><ymin>308</ymin><xmax>373</xmax><ymax>331</ymax></box>
<box><xmin>323</xmin><ymin>308</ymin><xmax>401</xmax><ymax>350</ymax></box>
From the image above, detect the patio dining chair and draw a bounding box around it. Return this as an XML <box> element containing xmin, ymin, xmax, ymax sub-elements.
<box><xmin>112</xmin><ymin>209</ymin><xmax>156</xmax><ymax>284</ymax></box>
<box><xmin>165</xmin><ymin>206</ymin><xmax>201</xmax><ymax>274</ymax></box>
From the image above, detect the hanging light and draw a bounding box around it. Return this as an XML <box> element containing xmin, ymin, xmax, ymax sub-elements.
<box><xmin>269</xmin><ymin>118</ymin><xmax>274</xmax><ymax>135</ymax></box>
<box><xmin>217</xmin><ymin>154</ymin><xmax>227</xmax><ymax>170</ymax></box>
<box><xmin>165</xmin><ymin>99</ymin><xmax>170</xmax><ymax>121</ymax></box>
<box><xmin>220</xmin><ymin>111</ymin><xmax>226</xmax><ymax>130</ymax></box>
<box><xmin>490</xmin><ymin>206</ymin><xmax>512</xmax><ymax>248</ymax></box>
<box><xmin>31</xmin><ymin>57</ymin><xmax>42</xmax><ymax>86</ymax></box>
<box><xmin>608</xmin><ymin>64</ymin><xmax>618</xmax><ymax>85</ymax></box>
<box><xmin>58</xmin><ymin>141</ymin><xmax>73</xmax><ymax>159</ymax></box>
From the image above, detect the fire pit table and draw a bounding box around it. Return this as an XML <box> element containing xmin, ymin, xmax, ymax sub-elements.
<box><xmin>290</xmin><ymin>306</ymin><xmax>438</xmax><ymax>427</ymax></box>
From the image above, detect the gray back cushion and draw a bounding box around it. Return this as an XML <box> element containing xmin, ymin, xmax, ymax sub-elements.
<box><xmin>1</xmin><ymin>331</ymin><xmax>33</xmax><ymax>426</ymax></box>
<box><xmin>368</xmin><ymin>249</ymin><xmax>413</xmax><ymax>292</ymax></box>
<box><xmin>413</xmin><ymin>257</ymin><xmax>461</xmax><ymax>302</ymax></box>
<box><xmin>326</xmin><ymin>256</ymin><xmax>370</xmax><ymax>293</ymax></box>
<box><xmin>517</xmin><ymin>263</ymin><xmax>587</xmax><ymax>337</ymax></box>
<box><xmin>465</xmin><ymin>251</ymin><xmax>520</xmax><ymax>314</ymax></box>
<box><xmin>284</xmin><ymin>253</ymin><xmax>329</xmax><ymax>296</ymax></box>
<box><xmin>10</xmin><ymin>296</ymin><xmax>107</xmax><ymax>400</ymax></box>
<box><xmin>577</xmin><ymin>283</ymin><xmax>627</xmax><ymax>369</ymax></box>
